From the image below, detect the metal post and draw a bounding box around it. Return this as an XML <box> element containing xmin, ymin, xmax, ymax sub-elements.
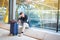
<box><xmin>56</xmin><ymin>0</ymin><xmax>59</xmax><ymax>32</ymax></box>
<box><xmin>13</xmin><ymin>0</ymin><xmax>16</xmax><ymax>20</ymax></box>
<box><xmin>9</xmin><ymin>0</ymin><xmax>13</xmax><ymax>23</ymax></box>
<box><xmin>9</xmin><ymin>0</ymin><xmax>16</xmax><ymax>23</ymax></box>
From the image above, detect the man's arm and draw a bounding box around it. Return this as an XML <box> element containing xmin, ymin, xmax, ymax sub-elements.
<box><xmin>24</xmin><ymin>15</ymin><xmax>28</xmax><ymax>22</ymax></box>
<box><xmin>18</xmin><ymin>15</ymin><xmax>21</xmax><ymax>21</ymax></box>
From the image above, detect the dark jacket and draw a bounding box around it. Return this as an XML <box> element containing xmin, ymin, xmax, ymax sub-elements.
<box><xmin>18</xmin><ymin>15</ymin><xmax>28</xmax><ymax>23</ymax></box>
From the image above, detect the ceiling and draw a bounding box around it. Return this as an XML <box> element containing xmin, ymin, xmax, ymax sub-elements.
<box><xmin>0</xmin><ymin>0</ymin><xmax>59</xmax><ymax>9</ymax></box>
<box><xmin>0</xmin><ymin>0</ymin><xmax>9</xmax><ymax>7</ymax></box>
<box><xmin>16</xmin><ymin>0</ymin><xmax>59</xmax><ymax>10</ymax></box>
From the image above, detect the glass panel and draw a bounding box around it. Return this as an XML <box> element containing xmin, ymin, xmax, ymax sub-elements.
<box><xmin>0</xmin><ymin>0</ymin><xmax>9</xmax><ymax>23</ymax></box>
<box><xmin>41</xmin><ymin>10</ymin><xmax>57</xmax><ymax>30</ymax></box>
<box><xmin>16</xmin><ymin>0</ymin><xmax>58</xmax><ymax>31</ymax></box>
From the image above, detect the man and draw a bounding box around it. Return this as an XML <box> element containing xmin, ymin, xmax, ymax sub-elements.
<box><xmin>18</xmin><ymin>12</ymin><xmax>29</xmax><ymax>34</ymax></box>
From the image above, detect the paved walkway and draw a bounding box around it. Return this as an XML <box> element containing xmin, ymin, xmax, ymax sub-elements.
<box><xmin>0</xmin><ymin>28</ymin><xmax>37</xmax><ymax>40</ymax></box>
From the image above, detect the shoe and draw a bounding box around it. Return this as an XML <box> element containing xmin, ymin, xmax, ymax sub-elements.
<box><xmin>8</xmin><ymin>33</ymin><xmax>13</xmax><ymax>36</ymax></box>
<box><xmin>21</xmin><ymin>32</ymin><xmax>23</xmax><ymax>33</ymax></box>
<box><xmin>18</xmin><ymin>34</ymin><xmax>21</xmax><ymax>37</ymax></box>
<box><xmin>18</xmin><ymin>33</ymin><xmax>23</xmax><ymax>37</ymax></box>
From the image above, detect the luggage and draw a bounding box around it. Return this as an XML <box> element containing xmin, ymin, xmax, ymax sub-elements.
<box><xmin>10</xmin><ymin>20</ymin><xmax>18</xmax><ymax>35</ymax></box>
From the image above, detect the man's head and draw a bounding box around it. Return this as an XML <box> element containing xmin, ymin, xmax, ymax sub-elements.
<box><xmin>20</xmin><ymin>12</ymin><xmax>24</xmax><ymax>17</ymax></box>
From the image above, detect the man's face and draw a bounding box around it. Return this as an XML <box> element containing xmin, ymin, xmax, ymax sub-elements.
<box><xmin>21</xmin><ymin>13</ymin><xmax>24</xmax><ymax>17</ymax></box>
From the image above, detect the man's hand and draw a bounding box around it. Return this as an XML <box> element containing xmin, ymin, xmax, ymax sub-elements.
<box><xmin>18</xmin><ymin>20</ymin><xmax>21</xmax><ymax>23</ymax></box>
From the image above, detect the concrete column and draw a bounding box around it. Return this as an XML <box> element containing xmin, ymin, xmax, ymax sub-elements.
<box><xmin>9</xmin><ymin>0</ymin><xmax>16</xmax><ymax>23</ymax></box>
<box><xmin>9</xmin><ymin>0</ymin><xmax>13</xmax><ymax>21</ymax></box>
<box><xmin>13</xmin><ymin>0</ymin><xmax>16</xmax><ymax>20</ymax></box>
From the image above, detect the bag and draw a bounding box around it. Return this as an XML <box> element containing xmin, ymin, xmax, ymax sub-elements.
<box><xmin>10</xmin><ymin>20</ymin><xmax>18</xmax><ymax>35</ymax></box>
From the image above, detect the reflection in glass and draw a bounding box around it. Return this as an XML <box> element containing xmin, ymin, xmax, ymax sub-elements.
<box><xmin>16</xmin><ymin>0</ymin><xmax>58</xmax><ymax>31</ymax></box>
<box><xmin>0</xmin><ymin>0</ymin><xmax>9</xmax><ymax>23</ymax></box>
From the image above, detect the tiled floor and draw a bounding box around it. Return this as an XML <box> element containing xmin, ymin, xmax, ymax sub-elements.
<box><xmin>0</xmin><ymin>28</ymin><xmax>37</xmax><ymax>40</ymax></box>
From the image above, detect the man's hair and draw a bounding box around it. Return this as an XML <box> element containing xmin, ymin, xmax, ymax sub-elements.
<box><xmin>20</xmin><ymin>12</ymin><xmax>23</xmax><ymax>15</ymax></box>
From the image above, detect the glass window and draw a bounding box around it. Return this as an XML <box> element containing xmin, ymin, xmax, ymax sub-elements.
<box><xmin>0</xmin><ymin>0</ymin><xmax>9</xmax><ymax>23</ymax></box>
<box><xmin>16</xmin><ymin>0</ymin><xmax>59</xmax><ymax>32</ymax></box>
